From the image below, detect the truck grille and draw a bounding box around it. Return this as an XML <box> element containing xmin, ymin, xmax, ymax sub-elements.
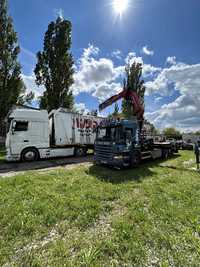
<box><xmin>95</xmin><ymin>144</ymin><xmax>113</xmax><ymax>161</ymax></box>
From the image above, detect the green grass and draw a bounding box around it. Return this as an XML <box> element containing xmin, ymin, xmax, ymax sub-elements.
<box><xmin>0</xmin><ymin>144</ymin><xmax>5</xmax><ymax>163</ymax></box>
<box><xmin>0</xmin><ymin>151</ymin><xmax>200</xmax><ymax>266</ymax></box>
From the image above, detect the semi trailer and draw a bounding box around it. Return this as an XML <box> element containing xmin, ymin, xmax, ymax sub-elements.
<box><xmin>94</xmin><ymin>87</ymin><xmax>178</xmax><ymax>168</ymax></box>
<box><xmin>6</xmin><ymin>108</ymin><xmax>102</xmax><ymax>162</ymax></box>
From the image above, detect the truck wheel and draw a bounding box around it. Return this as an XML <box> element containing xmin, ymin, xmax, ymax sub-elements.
<box><xmin>130</xmin><ymin>151</ymin><xmax>141</xmax><ymax>168</ymax></box>
<box><xmin>162</xmin><ymin>149</ymin><xmax>169</xmax><ymax>160</ymax></box>
<box><xmin>21</xmin><ymin>148</ymin><xmax>39</xmax><ymax>162</ymax></box>
<box><xmin>74</xmin><ymin>147</ymin><xmax>86</xmax><ymax>157</ymax></box>
<box><xmin>168</xmin><ymin>149</ymin><xmax>171</xmax><ymax>157</ymax></box>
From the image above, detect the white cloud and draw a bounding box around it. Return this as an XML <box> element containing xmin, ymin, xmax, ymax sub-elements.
<box><xmin>142</xmin><ymin>46</ymin><xmax>154</xmax><ymax>56</ymax></box>
<box><xmin>145</xmin><ymin>63</ymin><xmax>200</xmax><ymax>131</ymax></box>
<box><xmin>72</xmin><ymin>46</ymin><xmax>160</xmax><ymax>102</ymax></box>
<box><xmin>92</xmin><ymin>82</ymin><xmax>122</xmax><ymax>101</ymax></box>
<box><xmin>143</xmin><ymin>64</ymin><xmax>161</xmax><ymax>77</ymax></box>
<box><xmin>21</xmin><ymin>74</ymin><xmax>45</xmax><ymax>97</ymax></box>
<box><xmin>111</xmin><ymin>49</ymin><xmax>122</xmax><ymax>60</ymax></box>
<box><xmin>82</xmin><ymin>44</ymin><xmax>100</xmax><ymax>59</ymax></box>
<box><xmin>125</xmin><ymin>52</ymin><xmax>160</xmax><ymax>78</ymax></box>
<box><xmin>74</xmin><ymin>103</ymin><xmax>90</xmax><ymax>114</ymax></box>
<box><xmin>146</xmin><ymin>95</ymin><xmax>200</xmax><ymax>131</ymax></box>
<box><xmin>71</xmin><ymin>44</ymin><xmax>124</xmax><ymax>101</ymax></box>
<box><xmin>166</xmin><ymin>56</ymin><xmax>176</xmax><ymax>65</ymax></box>
<box><xmin>145</xmin><ymin>63</ymin><xmax>200</xmax><ymax>96</ymax></box>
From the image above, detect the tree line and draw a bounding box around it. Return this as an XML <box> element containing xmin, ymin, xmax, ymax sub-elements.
<box><xmin>0</xmin><ymin>0</ymin><xmax>34</xmax><ymax>124</ymax></box>
<box><xmin>0</xmin><ymin>0</ymin><xmax>74</xmax><ymax>127</ymax></box>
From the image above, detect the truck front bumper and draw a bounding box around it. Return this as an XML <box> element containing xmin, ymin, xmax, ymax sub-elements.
<box><xmin>94</xmin><ymin>154</ymin><xmax>130</xmax><ymax>168</ymax></box>
<box><xmin>6</xmin><ymin>150</ymin><xmax>21</xmax><ymax>162</ymax></box>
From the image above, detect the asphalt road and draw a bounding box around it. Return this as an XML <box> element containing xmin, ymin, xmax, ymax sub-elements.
<box><xmin>0</xmin><ymin>155</ymin><xmax>94</xmax><ymax>177</ymax></box>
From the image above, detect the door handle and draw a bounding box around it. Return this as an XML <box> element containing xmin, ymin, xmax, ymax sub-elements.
<box><xmin>24</xmin><ymin>140</ymin><xmax>29</xmax><ymax>143</ymax></box>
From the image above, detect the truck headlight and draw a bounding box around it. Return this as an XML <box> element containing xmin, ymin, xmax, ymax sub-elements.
<box><xmin>114</xmin><ymin>155</ymin><xmax>123</xmax><ymax>160</ymax></box>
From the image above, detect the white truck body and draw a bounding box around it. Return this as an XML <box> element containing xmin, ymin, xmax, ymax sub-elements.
<box><xmin>6</xmin><ymin>108</ymin><xmax>102</xmax><ymax>162</ymax></box>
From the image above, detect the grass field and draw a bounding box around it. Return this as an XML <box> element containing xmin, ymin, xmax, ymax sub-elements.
<box><xmin>0</xmin><ymin>151</ymin><xmax>200</xmax><ymax>266</ymax></box>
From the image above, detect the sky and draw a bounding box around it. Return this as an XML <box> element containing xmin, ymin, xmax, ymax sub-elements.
<box><xmin>8</xmin><ymin>0</ymin><xmax>200</xmax><ymax>132</ymax></box>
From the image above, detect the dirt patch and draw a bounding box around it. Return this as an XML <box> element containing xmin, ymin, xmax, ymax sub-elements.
<box><xmin>0</xmin><ymin>156</ymin><xmax>93</xmax><ymax>178</ymax></box>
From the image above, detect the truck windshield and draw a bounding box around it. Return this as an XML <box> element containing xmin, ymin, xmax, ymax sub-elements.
<box><xmin>96</xmin><ymin>126</ymin><xmax>123</xmax><ymax>142</ymax></box>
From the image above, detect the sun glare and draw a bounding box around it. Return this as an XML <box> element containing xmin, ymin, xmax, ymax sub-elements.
<box><xmin>113</xmin><ymin>0</ymin><xmax>129</xmax><ymax>16</ymax></box>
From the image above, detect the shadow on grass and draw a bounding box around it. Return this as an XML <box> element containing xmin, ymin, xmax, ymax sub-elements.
<box><xmin>87</xmin><ymin>154</ymin><xmax>181</xmax><ymax>184</ymax></box>
<box><xmin>159</xmin><ymin>164</ymin><xmax>200</xmax><ymax>174</ymax></box>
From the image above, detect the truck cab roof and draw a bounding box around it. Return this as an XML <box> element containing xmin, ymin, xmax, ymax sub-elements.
<box><xmin>100</xmin><ymin>119</ymin><xmax>138</xmax><ymax>128</ymax></box>
<box><xmin>8</xmin><ymin>109</ymin><xmax>48</xmax><ymax>122</ymax></box>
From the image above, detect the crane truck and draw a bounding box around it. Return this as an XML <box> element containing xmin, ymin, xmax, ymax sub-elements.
<box><xmin>94</xmin><ymin>88</ymin><xmax>177</xmax><ymax>168</ymax></box>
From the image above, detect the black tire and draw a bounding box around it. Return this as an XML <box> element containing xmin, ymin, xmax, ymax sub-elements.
<box><xmin>21</xmin><ymin>148</ymin><xmax>39</xmax><ymax>162</ymax></box>
<box><xmin>130</xmin><ymin>151</ymin><xmax>141</xmax><ymax>168</ymax></box>
<box><xmin>83</xmin><ymin>147</ymin><xmax>88</xmax><ymax>156</ymax></box>
<box><xmin>162</xmin><ymin>149</ymin><xmax>169</xmax><ymax>160</ymax></box>
<box><xmin>74</xmin><ymin>147</ymin><xmax>87</xmax><ymax>157</ymax></box>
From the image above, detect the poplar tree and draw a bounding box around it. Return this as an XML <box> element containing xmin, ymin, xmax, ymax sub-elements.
<box><xmin>0</xmin><ymin>0</ymin><xmax>24</xmax><ymax>123</ymax></box>
<box><xmin>34</xmin><ymin>17</ymin><xmax>74</xmax><ymax>111</ymax></box>
<box><xmin>122</xmin><ymin>62</ymin><xmax>145</xmax><ymax>119</ymax></box>
<box><xmin>112</xmin><ymin>103</ymin><xmax>120</xmax><ymax>117</ymax></box>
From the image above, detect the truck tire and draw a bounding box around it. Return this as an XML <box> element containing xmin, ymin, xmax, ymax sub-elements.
<box><xmin>130</xmin><ymin>151</ymin><xmax>141</xmax><ymax>168</ymax></box>
<box><xmin>21</xmin><ymin>148</ymin><xmax>39</xmax><ymax>162</ymax></box>
<box><xmin>74</xmin><ymin>147</ymin><xmax>87</xmax><ymax>157</ymax></box>
<box><xmin>162</xmin><ymin>149</ymin><xmax>169</xmax><ymax>160</ymax></box>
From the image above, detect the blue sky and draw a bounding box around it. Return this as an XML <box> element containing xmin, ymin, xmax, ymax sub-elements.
<box><xmin>9</xmin><ymin>0</ymin><xmax>200</xmax><ymax>131</ymax></box>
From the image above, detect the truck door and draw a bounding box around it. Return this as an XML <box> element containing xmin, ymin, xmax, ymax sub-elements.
<box><xmin>10</xmin><ymin>120</ymin><xmax>29</xmax><ymax>154</ymax></box>
<box><xmin>124</xmin><ymin>128</ymin><xmax>133</xmax><ymax>145</ymax></box>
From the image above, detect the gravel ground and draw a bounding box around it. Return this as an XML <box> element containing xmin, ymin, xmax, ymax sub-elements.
<box><xmin>0</xmin><ymin>155</ymin><xmax>93</xmax><ymax>177</ymax></box>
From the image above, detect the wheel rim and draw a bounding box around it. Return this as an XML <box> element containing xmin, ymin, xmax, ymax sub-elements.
<box><xmin>24</xmin><ymin>151</ymin><xmax>35</xmax><ymax>161</ymax></box>
<box><xmin>78</xmin><ymin>148</ymin><xmax>84</xmax><ymax>156</ymax></box>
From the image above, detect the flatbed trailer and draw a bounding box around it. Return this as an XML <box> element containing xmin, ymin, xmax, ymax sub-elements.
<box><xmin>141</xmin><ymin>142</ymin><xmax>174</xmax><ymax>160</ymax></box>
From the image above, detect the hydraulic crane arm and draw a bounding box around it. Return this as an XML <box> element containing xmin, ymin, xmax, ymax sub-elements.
<box><xmin>99</xmin><ymin>89</ymin><xmax>144</xmax><ymax>121</ymax></box>
<box><xmin>99</xmin><ymin>90</ymin><xmax>127</xmax><ymax>111</ymax></box>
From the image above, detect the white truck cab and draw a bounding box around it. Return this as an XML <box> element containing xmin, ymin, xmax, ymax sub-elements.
<box><xmin>6</xmin><ymin>109</ymin><xmax>49</xmax><ymax>161</ymax></box>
